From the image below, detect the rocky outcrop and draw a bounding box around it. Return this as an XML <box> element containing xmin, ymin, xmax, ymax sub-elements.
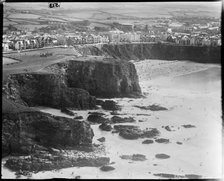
<box><xmin>3</xmin><ymin>72</ymin><xmax>96</xmax><ymax>109</ymax></box>
<box><xmin>2</xmin><ymin>98</ymin><xmax>94</xmax><ymax>157</ymax></box>
<box><xmin>113</xmin><ymin>125</ymin><xmax>160</xmax><ymax>140</ymax></box>
<box><xmin>3</xmin><ymin>57</ymin><xmax>142</xmax><ymax>110</ymax></box>
<box><xmin>66</xmin><ymin>58</ymin><xmax>142</xmax><ymax>98</ymax></box>
<box><xmin>98</xmin><ymin>43</ymin><xmax>221</xmax><ymax>64</ymax></box>
<box><xmin>101</xmin><ymin>100</ymin><xmax>121</xmax><ymax>110</ymax></box>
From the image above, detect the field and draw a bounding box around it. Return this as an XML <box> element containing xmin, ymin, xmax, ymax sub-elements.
<box><xmin>3</xmin><ymin>57</ymin><xmax>20</xmax><ymax>65</ymax></box>
<box><xmin>2</xmin><ymin>47</ymin><xmax>78</xmax><ymax>82</ymax></box>
<box><xmin>3</xmin><ymin>2</ymin><xmax>221</xmax><ymax>32</ymax></box>
<box><xmin>8</xmin><ymin>13</ymin><xmax>42</xmax><ymax>19</ymax></box>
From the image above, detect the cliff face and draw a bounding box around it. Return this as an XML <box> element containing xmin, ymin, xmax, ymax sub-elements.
<box><xmin>3</xmin><ymin>58</ymin><xmax>142</xmax><ymax>106</ymax></box>
<box><xmin>66</xmin><ymin>59</ymin><xmax>142</xmax><ymax>98</ymax></box>
<box><xmin>2</xmin><ymin>97</ymin><xmax>94</xmax><ymax>157</ymax></box>
<box><xmin>91</xmin><ymin>43</ymin><xmax>221</xmax><ymax>64</ymax></box>
<box><xmin>3</xmin><ymin>72</ymin><xmax>96</xmax><ymax>109</ymax></box>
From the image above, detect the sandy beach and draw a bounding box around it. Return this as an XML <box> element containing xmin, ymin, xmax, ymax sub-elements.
<box><xmin>2</xmin><ymin>59</ymin><xmax>222</xmax><ymax>179</ymax></box>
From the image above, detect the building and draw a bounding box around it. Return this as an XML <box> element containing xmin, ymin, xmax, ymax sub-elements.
<box><xmin>201</xmin><ymin>37</ymin><xmax>211</xmax><ymax>46</ymax></box>
<box><xmin>2</xmin><ymin>40</ymin><xmax>10</xmax><ymax>51</ymax></box>
<box><xmin>179</xmin><ymin>35</ymin><xmax>190</xmax><ymax>45</ymax></box>
<box><xmin>15</xmin><ymin>40</ymin><xmax>24</xmax><ymax>50</ymax></box>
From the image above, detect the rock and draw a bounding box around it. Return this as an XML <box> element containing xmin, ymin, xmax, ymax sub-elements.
<box><xmin>134</xmin><ymin>104</ymin><xmax>168</xmax><ymax>111</ymax></box>
<box><xmin>120</xmin><ymin>155</ymin><xmax>132</xmax><ymax>160</ymax></box>
<box><xmin>176</xmin><ymin>142</ymin><xmax>183</xmax><ymax>145</ymax></box>
<box><xmin>142</xmin><ymin>128</ymin><xmax>160</xmax><ymax>138</ymax></box>
<box><xmin>74</xmin><ymin>116</ymin><xmax>83</xmax><ymax>120</ymax></box>
<box><xmin>155</xmin><ymin>138</ymin><xmax>169</xmax><ymax>143</ymax></box>
<box><xmin>96</xmin><ymin>99</ymin><xmax>104</xmax><ymax>105</ymax></box>
<box><xmin>132</xmin><ymin>154</ymin><xmax>147</xmax><ymax>161</ymax></box>
<box><xmin>120</xmin><ymin>154</ymin><xmax>147</xmax><ymax>161</ymax></box>
<box><xmin>136</xmin><ymin>114</ymin><xmax>151</xmax><ymax>116</ymax></box>
<box><xmin>113</xmin><ymin>125</ymin><xmax>139</xmax><ymax>131</ymax></box>
<box><xmin>5</xmin><ymin>155</ymin><xmax>110</xmax><ymax>172</ymax></box>
<box><xmin>3</xmin><ymin>73</ymin><xmax>96</xmax><ymax>109</ymax></box>
<box><xmin>100</xmin><ymin>165</ymin><xmax>115</xmax><ymax>171</ymax></box>
<box><xmin>87</xmin><ymin>114</ymin><xmax>109</xmax><ymax>124</ymax></box>
<box><xmin>114</xmin><ymin>125</ymin><xmax>159</xmax><ymax>140</ymax></box>
<box><xmin>184</xmin><ymin>174</ymin><xmax>202</xmax><ymax>179</ymax></box>
<box><xmin>164</xmin><ymin>126</ymin><xmax>172</xmax><ymax>131</ymax></box>
<box><xmin>97</xmin><ymin>137</ymin><xmax>106</xmax><ymax>142</ymax></box>
<box><xmin>111</xmin><ymin>130</ymin><xmax>119</xmax><ymax>134</ymax></box>
<box><xmin>88</xmin><ymin>112</ymin><xmax>105</xmax><ymax>116</ymax></box>
<box><xmin>119</xmin><ymin>128</ymin><xmax>143</xmax><ymax>140</ymax></box>
<box><xmin>154</xmin><ymin>173</ymin><xmax>184</xmax><ymax>178</ymax></box>
<box><xmin>2</xmin><ymin>109</ymin><xmax>94</xmax><ymax>156</ymax></box>
<box><xmin>99</xmin><ymin>123</ymin><xmax>112</xmax><ymax>131</ymax></box>
<box><xmin>142</xmin><ymin>139</ymin><xmax>154</xmax><ymax>144</ymax></box>
<box><xmin>110</xmin><ymin>111</ymin><xmax>122</xmax><ymax>115</ymax></box>
<box><xmin>110</xmin><ymin>116</ymin><xmax>136</xmax><ymax>124</ymax></box>
<box><xmin>155</xmin><ymin>154</ymin><xmax>170</xmax><ymax>159</ymax></box>
<box><xmin>182</xmin><ymin>124</ymin><xmax>196</xmax><ymax>128</ymax></box>
<box><xmin>74</xmin><ymin>157</ymin><xmax>110</xmax><ymax>167</ymax></box>
<box><xmin>102</xmin><ymin>100</ymin><xmax>120</xmax><ymax>111</ymax></box>
<box><xmin>61</xmin><ymin>107</ymin><xmax>74</xmax><ymax>116</ymax></box>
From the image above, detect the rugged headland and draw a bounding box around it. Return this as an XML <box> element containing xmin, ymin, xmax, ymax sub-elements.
<box><xmin>82</xmin><ymin>43</ymin><xmax>221</xmax><ymax>64</ymax></box>
<box><xmin>2</xmin><ymin>44</ymin><xmax>221</xmax><ymax>178</ymax></box>
<box><xmin>2</xmin><ymin>54</ymin><xmax>142</xmax><ymax>175</ymax></box>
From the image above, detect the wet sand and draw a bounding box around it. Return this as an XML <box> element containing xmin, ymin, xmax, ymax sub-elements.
<box><xmin>1</xmin><ymin>60</ymin><xmax>222</xmax><ymax>179</ymax></box>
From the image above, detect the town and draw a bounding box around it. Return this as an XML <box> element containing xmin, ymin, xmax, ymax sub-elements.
<box><xmin>2</xmin><ymin>16</ymin><xmax>221</xmax><ymax>52</ymax></box>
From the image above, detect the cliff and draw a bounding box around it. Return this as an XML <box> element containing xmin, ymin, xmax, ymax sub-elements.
<box><xmin>3</xmin><ymin>72</ymin><xmax>96</xmax><ymax>109</ymax></box>
<box><xmin>86</xmin><ymin>43</ymin><xmax>221</xmax><ymax>64</ymax></box>
<box><xmin>3</xmin><ymin>57</ymin><xmax>142</xmax><ymax>108</ymax></box>
<box><xmin>66</xmin><ymin>58</ymin><xmax>142</xmax><ymax>98</ymax></box>
<box><xmin>2</xmin><ymin>96</ymin><xmax>94</xmax><ymax>157</ymax></box>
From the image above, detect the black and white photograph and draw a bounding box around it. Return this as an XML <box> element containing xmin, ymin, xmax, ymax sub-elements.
<box><xmin>1</xmin><ymin>1</ymin><xmax>222</xmax><ymax>179</ymax></box>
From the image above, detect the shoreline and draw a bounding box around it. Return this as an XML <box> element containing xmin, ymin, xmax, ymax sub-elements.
<box><xmin>1</xmin><ymin>60</ymin><xmax>222</xmax><ymax>179</ymax></box>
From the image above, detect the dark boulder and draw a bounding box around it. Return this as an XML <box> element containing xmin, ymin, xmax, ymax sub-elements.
<box><xmin>99</xmin><ymin>123</ymin><xmax>113</xmax><ymax>131</ymax></box>
<box><xmin>142</xmin><ymin>128</ymin><xmax>160</xmax><ymax>138</ymax></box>
<box><xmin>113</xmin><ymin>125</ymin><xmax>139</xmax><ymax>131</ymax></box>
<box><xmin>155</xmin><ymin>153</ymin><xmax>170</xmax><ymax>159</ymax></box>
<box><xmin>97</xmin><ymin>137</ymin><xmax>106</xmax><ymax>142</ymax></box>
<box><xmin>96</xmin><ymin>99</ymin><xmax>104</xmax><ymax>106</ymax></box>
<box><xmin>142</xmin><ymin>139</ymin><xmax>154</xmax><ymax>144</ymax></box>
<box><xmin>176</xmin><ymin>142</ymin><xmax>183</xmax><ymax>145</ymax></box>
<box><xmin>120</xmin><ymin>154</ymin><xmax>147</xmax><ymax>161</ymax></box>
<box><xmin>182</xmin><ymin>124</ymin><xmax>196</xmax><ymax>128</ymax></box>
<box><xmin>88</xmin><ymin>112</ymin><xmax>106</xmax><ymax>116</ymax></box>
<box><xmin>114</xmin><ymin>125</ymin><xmax>160</xmax><ymax>140</ymax></box>
<box><xmin>74</xmin><ymin>116</ymin><xmax>83</xmax><ymax>120</ymax></box>
<box><xmin>102</xmin><ymin>100</ymin><xmax>120</xmax><ymax>111</ymax></box>
<box><xmin>155</xmin><ymin>138</ymin><xmax>170</xmax><ymax>143</ymax></box>
<box><xmin>87</xmin><ymin>114</ymin><xmax>109</xmax><ymax>124</ymax></box>
<box><xmin>110</xmin><ymin>111</ymin><xmax>122</xmax><ymax>115</ymax></box>
<box><xmin>100</xmin><ymin>165</ymin><xmax>115</xmax><ymax>171</ymax></box>
<box><xmin>119</xmin><ymin>128</ymin><xmax>142</xmax><ymax>140</ymax></box>
<box><xmin>164</xmin><ymin>126</ymin><xmax>172</xmax><ymax>131</ymax></box>
<box><xmin>134</xmin><ymin>104</ymin><xmax>168</xmax><ymax>111</ymax></box>
<box><xmin>110</xmin><ymin>116</ymin><xmax>136</xmax><ymax>124</ymax></box>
